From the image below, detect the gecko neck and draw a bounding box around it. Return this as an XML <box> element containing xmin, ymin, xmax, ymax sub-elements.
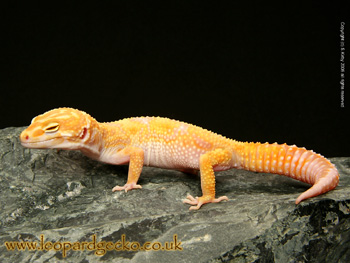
<box><xmin>78</xmin><ymin>119</ymin><xmax>105</xmax><ymax>160</ymax></box>
<box><xmin>80</xmin><ymin>121</ymin><xmax>130</xmax><ymax>162</ymax></box>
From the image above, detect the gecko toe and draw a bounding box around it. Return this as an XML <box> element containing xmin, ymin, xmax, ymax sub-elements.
<box><xmin>183</xmin><ymin>195</ymin><xmax>198</xmax><ymax>205</ymax></box>
<box><xmin>212</xmin><ymin>196</ymin><xmax>229</xmax><ymax>203</ymax></box>
<box><xmin>183</xmin><ymin>195</ymin><xmax>228</xmax><ymax>210</ymax></box>
<box><xmin>112</xmin><ymin>183</ymin><xmax>142</xmax><ymax>192</ymax></box>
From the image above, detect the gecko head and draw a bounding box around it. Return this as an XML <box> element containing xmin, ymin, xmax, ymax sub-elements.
<box><xmin>20</xmin><ymin>108</ymin><xmax>96</xmax><ymax>150</ymax></box>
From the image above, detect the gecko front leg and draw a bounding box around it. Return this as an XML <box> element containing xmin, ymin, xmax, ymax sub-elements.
<box><xmin>183</xmin><ymin>148</ymin><xmax>231</xmax><ymax>210</ymax></box>
<box><xmin>112</xmin><ymin>146</ymin><xmax>144</xmax><ymax>192</ymax></box>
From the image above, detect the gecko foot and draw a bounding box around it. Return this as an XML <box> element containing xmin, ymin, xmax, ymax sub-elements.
<box><xmin>183</xmin><ymin>194</ymin><xmax>228</xmax><ymax>210</ymax></box>
<box><xmin>112</xmin><ymin>183</ymin><xmax>142</xmax><ymax>193</ymax></box>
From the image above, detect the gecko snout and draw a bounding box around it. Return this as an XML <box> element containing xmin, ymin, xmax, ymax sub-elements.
<box><xmin>20</xmin><ymin>130</ymin><xmax>30</xmax><ymax>143</ymax></box>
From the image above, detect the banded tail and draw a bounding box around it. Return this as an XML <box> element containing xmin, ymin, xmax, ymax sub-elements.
<box><xmin>235</xmin><ymin>142</ymin><xmax>339</xmax><ymax>204</ymax></box>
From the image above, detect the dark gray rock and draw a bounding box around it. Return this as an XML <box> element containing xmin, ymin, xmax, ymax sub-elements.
<box><xmin>1</xmin><ymin>127</ymin><xmax>349</xmax><ymax>263</ymax></box>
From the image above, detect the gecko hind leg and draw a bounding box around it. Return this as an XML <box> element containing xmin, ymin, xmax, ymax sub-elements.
<box><xmin>183</xmin><ymin>148</ymin><xmax>231</xmax><ymax>210</ymax></box>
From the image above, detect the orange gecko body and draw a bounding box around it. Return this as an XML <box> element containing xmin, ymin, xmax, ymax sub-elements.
<box><xmin>20</xmin><ymin>108</ymin><xmax>339</xmax><ymax>210</ymax></box>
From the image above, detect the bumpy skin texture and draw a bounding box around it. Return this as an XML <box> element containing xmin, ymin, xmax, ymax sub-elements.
<box><xmin>20</xmin><ymin>108</ymin><xmax>339</xmax><ymax>210</ymax></box>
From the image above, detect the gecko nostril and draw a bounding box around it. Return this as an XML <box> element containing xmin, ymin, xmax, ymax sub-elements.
<box><xmin>20</xmin><ymin>132</ymin><xmax>30</xmax><ymax>142</ymax></box>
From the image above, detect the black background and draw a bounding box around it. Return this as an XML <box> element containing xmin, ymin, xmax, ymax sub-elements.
<box><xmin>1</xmin><ymin>2</ymin><xmax>348</xmax><ymax>156</ymax></box>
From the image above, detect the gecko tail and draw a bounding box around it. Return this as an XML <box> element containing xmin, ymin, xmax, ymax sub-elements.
<box><xmin>236</xmin><ymin>142</ymin><xmax>339</xmax><ymax>204</ymax></box>
<box><xmin>295</xmin><ymin>168</ymin><xmax>339</xmax><ymax>204</ymax></box>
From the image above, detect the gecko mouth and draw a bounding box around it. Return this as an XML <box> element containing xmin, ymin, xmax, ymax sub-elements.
<box><xmin>20</xmin><ymin>137</ymin><xmax>74</xmax><ymax>148</ymax></box>
<box><xmin>20</xmin><ymin>138</ymin><xmax>59</xmax><ymax>148</ymax></box>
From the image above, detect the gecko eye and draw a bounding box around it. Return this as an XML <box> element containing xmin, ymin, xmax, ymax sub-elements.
<box><xmin>44</xmin><ymin>123</ymin><xmax>60</xmax><ymax>133</ymax></box>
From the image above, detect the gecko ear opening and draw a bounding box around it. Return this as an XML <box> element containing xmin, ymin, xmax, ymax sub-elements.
<box><xmin>44</xmin><ymin>123</ymin><xmax>60</xmax><ymax>133</ymax></box>
<box><xmin>80</xmin><ymin>127</ymin><xmax>88</xmax><ymax>139</ymax></box>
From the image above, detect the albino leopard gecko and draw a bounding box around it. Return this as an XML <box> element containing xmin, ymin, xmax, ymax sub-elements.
<box><xmin>20</xmin><ymin>108</ymin><xmax>339</xmax><ymax>210</ymax></box>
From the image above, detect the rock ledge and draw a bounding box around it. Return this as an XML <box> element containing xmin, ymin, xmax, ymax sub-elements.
<box><xmin>1</xmin><ymin>127</ymin><xmax>349</xmax><ymax>262</ymax></box>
